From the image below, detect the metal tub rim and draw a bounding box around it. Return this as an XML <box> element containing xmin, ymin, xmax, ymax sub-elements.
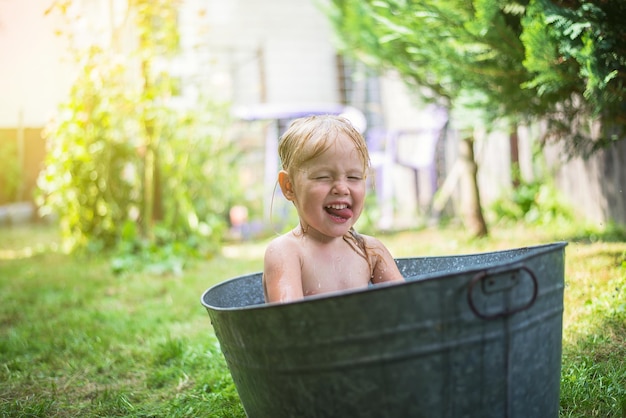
<box><xmin>200</xmin><ymin>241</ymin><xmax>568</xmax><ymax>312</ymax></box>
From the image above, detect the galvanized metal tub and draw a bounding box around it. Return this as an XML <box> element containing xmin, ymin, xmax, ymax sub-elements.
<box><xmin>201</xmin><ymin>242</ymin><xmax>567</xmax><ymax>418</ymax></box>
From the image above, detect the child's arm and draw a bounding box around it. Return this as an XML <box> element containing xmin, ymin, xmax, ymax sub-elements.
<box><xmin>263</xmin><ymin>238</ymin><xmax>304</xmax><ymax>303</ymax></box>
<box><xmin>368</xmin><ymin>237</ymin><xmax>405</xmax><ymax>285</ymax></box>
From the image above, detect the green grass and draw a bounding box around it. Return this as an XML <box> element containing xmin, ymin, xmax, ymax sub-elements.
<box><xmin>1</xmin><ymin>222</ymin><xmax>625</xmax><ymax>417</ymax></box>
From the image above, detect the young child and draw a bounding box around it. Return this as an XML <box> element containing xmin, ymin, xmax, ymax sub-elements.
<box><xmin>263</xmin><ymin>115</ymin><xmax>404</xmax><ymax>303</ymax></box>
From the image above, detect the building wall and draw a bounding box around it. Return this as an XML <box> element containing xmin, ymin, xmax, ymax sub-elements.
<box><xmin>0</xmin><ymin>0</ymin><xmax>74</xmax><ymax>128</ymax></box>
<box><xmin>185</xmin><ymin>0</ymin><xmax>340</xmax><ymax>106</ymax></box>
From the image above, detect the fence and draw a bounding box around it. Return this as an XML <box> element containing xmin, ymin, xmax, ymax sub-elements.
<box><xmin>0</xmin><ymin>128</ymin><xmax>45</xmax><ymax>206</ymax></box>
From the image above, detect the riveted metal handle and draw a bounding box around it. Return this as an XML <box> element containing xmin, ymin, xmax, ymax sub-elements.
<box><xmin>467</xmin><ymin>265</ymin><xmax>538</xmax><ymax>320</ymax></box>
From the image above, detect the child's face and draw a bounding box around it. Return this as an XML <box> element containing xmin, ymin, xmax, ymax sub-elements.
<box><xmin>289</xmin><ymin>133</ymin><xmax>367</xmax><ymax>240</ymax></box>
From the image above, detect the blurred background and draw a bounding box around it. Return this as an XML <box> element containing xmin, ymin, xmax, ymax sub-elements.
<box><xmin>1</xmin><ymin>0</ymin><xmax>625</xmax><ymax>259</ymax></box>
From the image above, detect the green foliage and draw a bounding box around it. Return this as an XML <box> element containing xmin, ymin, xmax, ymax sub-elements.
<box><xmin>325</xmin><ymin>0</ymin><xmax>626</xmax><ymax>155</ymax></box>
<box><xmin>37</xmin><ymin>46</ymin><xmax>141</xmax><ymax>251</ymax></box>
<box><xmin>521</xmin><ymin>0</ymin><xmax>626</xmax><ymax>156</ymax></box>
<box><xmin>354</xmin><ymin>191</ymin><xmax>382</xmax><ymax>234</ymax></box>
<box><xmin>489</xmin><ymin>178</ymin><xmax>576</xmax><ymax>226</ymax></box>
<box><xmin>37</xmin><ymin>1</ymin><xmax>240</xmax><ymax>268</ymax></box>
<box><xmin>522</xmin><ymin>1</ymin><xmax>626</xmax><ymax>112</ymax></box>
<box><xmin>326</xmin><ymin>0</ymin><xmax>538</xmax><ymax>125</ymax></box>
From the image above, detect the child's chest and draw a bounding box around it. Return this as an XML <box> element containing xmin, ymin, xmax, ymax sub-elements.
<box><xmin>299</xmin><ymin>247</ymin><xmax>372</xmax><ymax>296</ymax></box>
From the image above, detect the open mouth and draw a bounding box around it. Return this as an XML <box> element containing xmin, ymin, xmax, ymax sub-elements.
<box><xmin>324</xmin><ymin>203</ymin><xmax>353</xmax><ymax>220</ymax></box>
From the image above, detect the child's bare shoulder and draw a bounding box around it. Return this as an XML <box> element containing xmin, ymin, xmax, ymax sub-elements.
<box><xmin>361</xmin><ymin>234</ymin><xmax>398</xmax><ymax>262</ymax></box>
<box><xmin>264</xmin><ymin>232</ymin><xmax>301</xmax><ymax>259</ymax></box>
<box><xmin>361</xmin><ymin>234</ymin><xmax>389</xmax><ymax>250</ymax></box>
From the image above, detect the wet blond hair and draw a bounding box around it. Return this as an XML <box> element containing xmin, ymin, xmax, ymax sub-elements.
<box><xmin>278</xmin><ymin>115</ymin><xmax>375</xmax><ymax>277</ymax></box>
<box><xmin>278</xmin><ymin>115</ymin><xmax>370</xmax><ymax>180</ymax></box>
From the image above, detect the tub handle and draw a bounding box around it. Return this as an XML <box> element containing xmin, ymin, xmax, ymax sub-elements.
<box><xmin>467</xmin><ymin>265</ymin><xmax>538</xmax><ymax>320</ymax></box>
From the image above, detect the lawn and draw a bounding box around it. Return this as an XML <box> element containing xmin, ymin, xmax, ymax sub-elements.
<box><xmin>1</xmin><ymin>222</ymin><xmax>625</xmax><ymax>417</ymax></box>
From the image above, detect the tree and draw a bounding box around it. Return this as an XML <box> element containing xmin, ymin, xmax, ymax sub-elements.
<box><xmin>324</xmin><ymin>0</ymin><xmax>626</xmax><ymax>233</ymax></box>
<box><xmin>521</xmin><ymin>0</ymin><xmax>626</xmax><ymax>156</ymax></box>
<box><xmin>326</xmin><ymin>0</ymin><xmax>534</xmax><ymax>237</ymax></box>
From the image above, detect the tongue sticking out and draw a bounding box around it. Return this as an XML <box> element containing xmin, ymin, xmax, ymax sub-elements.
<box><xmin>326</xmin><ymin>207</ymin><xmax>353</xmax><ymax>220</ymax></box>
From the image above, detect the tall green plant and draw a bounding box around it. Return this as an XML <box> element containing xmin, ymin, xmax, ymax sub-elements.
<box><xmin>37</xmin><ymin>47</ymin><xmax>141</xmax><ymax>250</ymax></box>
<box><xmin>38</xmin><ymin>1</ymin><xmax>239</xmax><ymax>261</ymax></box>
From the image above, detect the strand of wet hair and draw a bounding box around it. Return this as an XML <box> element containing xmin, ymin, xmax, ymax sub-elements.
<box><xmin>343</xmin><ymin>227</ymin><xmax>374</xmax><ymax>279</ymax></box>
